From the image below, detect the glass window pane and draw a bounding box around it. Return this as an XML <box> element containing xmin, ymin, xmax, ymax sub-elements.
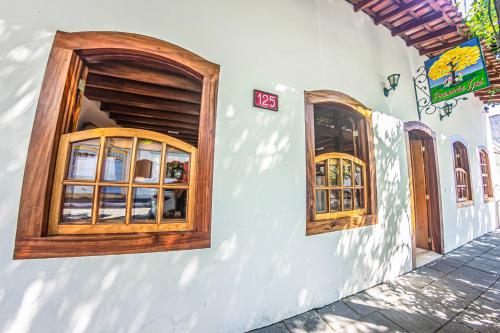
<box><xmin>315</xmin><ymin>161</ymin><xmax>327</xmax><ymax>186</ymax></box>
<box><xmin>102</xmin><ymin>138</ymin><xmax>133</xmax><ymax>182</ymax></box>
<box><xmin>61</xmin><ymin>185</ymin><xmax>93</xmax><ymax>224</ymax></box>
<box><xmin>342</xmin><ymin>160</ymin><xmax>352</xmax><ymax>186</ymax></box>
<box><xmin>343</xmin><ymin>189</ymin><xmax>352</xmax><ymax>211</ymax></box>
<box><xmin>162</xmin><ymin>189</ymin><xmax>188</xmax><ymax>221</ymax></box>
<box><xmin>316</xmin><ymin>190</ymin><xmax>327</xmax><ymax>213</ymax></box>
<box><xmin>354</xmin><ymin>189</ymin><xmax>364</xmax><ymax>209</ymax></box>
<box><xmin>328</xmin><ymin>159</ymin><xmax>340</xmax><ymax>186</ymax></box>
<box><xmin>67</xmin><ymin>139</ymin><xmax>100</xmax><ymax>180</ymax></box>
<box><xmin>98</xmin><ymin>186</ymin><xmax>127</xmax><ymax>224</ymax></box>
<box><xmin>165</xmin><ymin>147</ymin><xmax>190</xmax><ymax>184</ymax></box>
<box><xmin>354</xmin><ymin>163</ymin><xmax>363</xmax><ymax>186</ymax></box>
<box><xmin>330</xmin><ymin>190</ymin><xmax>340</xmax><ymax>212</ymax></box>
<box><xmin>131</xmin><ymin>188</ymin><xmax>158</xmax><ymax>224</ymax></box>
<box><xmin>134</xmin><ymin>139</ymin><xmax>162</xmax><ymax>183</ymax></box>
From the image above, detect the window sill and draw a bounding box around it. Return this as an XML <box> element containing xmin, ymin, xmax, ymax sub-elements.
<box><xmin>306</xmin><ymin>214</ymin><xmax>377</xmax><ymax>236</ymax></box>
<box><xmin>14</xmin><ymin>231</ymin><xmax>210</xmax><ymax>260</ymax></box>
<box><xmin>457</xmin><ymin>200</ymin><xmax>474</xmax><ymax>208</ymax></box>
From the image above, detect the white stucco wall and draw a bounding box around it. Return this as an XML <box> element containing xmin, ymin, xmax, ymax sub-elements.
<box><xmin>0</xmin><ymin>0</ymin><xmax>497</xmax><ymax>332</ymax></box>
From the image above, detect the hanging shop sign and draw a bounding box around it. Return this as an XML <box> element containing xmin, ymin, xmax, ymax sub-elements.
<box><xmin>425</xmin><ymin>37</ymin><xmax>489</xmax><ymax>104</ymax></box>
<box><xmin>253</xmin><ymin>89</ymin><xmax>278</xmax><ymax>111</ymax></box>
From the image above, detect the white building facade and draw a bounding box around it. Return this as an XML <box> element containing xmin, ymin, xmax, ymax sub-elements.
<box><xmin>0</xmin><ymin>0</ymin><xmax>498</xmax><ymax>332</ymax></box>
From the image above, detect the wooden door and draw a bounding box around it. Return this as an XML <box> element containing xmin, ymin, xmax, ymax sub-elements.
<box><xmin>410</xmin><ymin>139</ymin><xmax>430</xmax><ymax>250</ymax></box>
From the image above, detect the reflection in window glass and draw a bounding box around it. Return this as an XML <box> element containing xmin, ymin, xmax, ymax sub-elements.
<box><xmin>98</xmin><ymin>186</ymin><xmax>127</xmax><ymax>224</ymax></box>
<box><xmin>330</xmin><ymin>190</ymin><xmax>340</xmax><ymax>212</ymax></box>
<box><xmin>354</xmin><ymin>189</ymin><xmax>364</xmax><ymax>209</ymax></box>
<box><xmin>316</xmin><ymin>190</ymin><xmax>327</xmax><ymax>213</ymax></box>
<box><xmin>329</xmin><ymin>159</ymin><xmax>340</xmax><ymax>186</ymax></box>
<box><xmin>102</xmin><ymin>138</ymin><xmax>133</xmax><ymax>182</ymax></box>
<box><xmin>343</xmin><ymin>189</ymin><xmax>352</xmax><ymax>211</ymax></box>
<box><xmin>61</xmin><ymin>185</ymin><xmax>94</xmax><ymax>223</ymax></box>
<box><xmin>67</xmin><ymin>139</ymin><xmax>100</xmax><ymax>180</ymax></box>
<box><xmin>342</xmin><ymin>160</ymin><xmax>352</xmax><ymax>186</ymax></box>
<box><xmin>316</xmin><ymin>161</ymin><xmax>327</xmax><ymax>186</ymax></box>
<box><xmin>354</xmin><ymin>164</ymin><xmax>363</xmax><ymax>186</ymax></box>
<box><xmin>165</xmin><ymin>147</ymin><xmax>190</xmax><ymax>184</ymax></box>
<box><xmin>131</xmin><ymin>188</ymin><xmax>158</xmax><ymax>223</ymax></box>
<box><xmin>163</xmin><ymin>189</ymin><xmax>188</xmax><ymax>221</ymax></box>
<box><xmin>134</xmin><ymin>139</ymin><xmax>162</xmax><ymax>183</ymax></box>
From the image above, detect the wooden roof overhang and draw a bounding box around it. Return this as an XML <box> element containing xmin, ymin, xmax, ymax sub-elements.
<box><xmin>347</xmin><ymin>0</ymin><xmax>500</xmax><ymax>105</ymax></box>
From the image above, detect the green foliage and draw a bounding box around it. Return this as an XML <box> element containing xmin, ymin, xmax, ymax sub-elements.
<box><xmin>463</xmin><ymin>0</ymin><xmax>498</xmax><ymax>47</ymax></box>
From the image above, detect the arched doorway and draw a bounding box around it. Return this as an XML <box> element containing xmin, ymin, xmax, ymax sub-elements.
<box><xmin>404</xmin><ymin>121</ymin><xmax>444</xmax><ymax>268</ymax></box>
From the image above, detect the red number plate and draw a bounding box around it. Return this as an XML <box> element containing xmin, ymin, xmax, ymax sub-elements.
<box><xmin>253</xmin><ymin>89</ymin><xmax>278</xmax><ymax>111</ymax></box>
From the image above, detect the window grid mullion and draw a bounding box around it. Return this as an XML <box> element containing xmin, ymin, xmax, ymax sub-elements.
<box><xmin>157</xmin><ymin>142</ymin><xmax>167</xmax><ymax>225</ymax></box>
<box><xmin>126</xmin><ymin>137</ymin><xmax>138</xmax><ymax>225</ymax></box>
<box><xmin>91</xmin><ymin>136</ymin><xmax>106</xmax><ymax>225</ymax></box>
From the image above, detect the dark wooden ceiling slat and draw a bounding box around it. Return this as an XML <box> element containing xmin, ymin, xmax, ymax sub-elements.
<box><xmin>87</xmin><ymin>62</ymin><xmax>202</xmax><ymax>92</ymax></box>
<box><xmin>101</xmin><ymin>103</ymin><xmax>199</xmax><ymax>124</ymax></box>
<box><xmin>86</xmin><ymin>73</ymin><xmax>202</xmax><ymax>104</ymax></box>
<box><xmin>85</xmin><ymin>86</ymin><xmax>201</xmax><ymax>116</ymax></box>
<box><xmin>116</xmin><ymin>121</ymin><xmax>199</xmax><ymax>139</ymax></box>
<box><xmin>110</xmin><ymin>113</ymin><xmax>199</xmax><ymax>132</ymax></box>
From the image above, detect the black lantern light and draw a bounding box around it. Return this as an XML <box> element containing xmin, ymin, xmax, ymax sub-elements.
<box><xmin>383</xmin><ymin>74</ymin><xmax>401</xmax><ymax>97</ymax></box>
<box><xmin>439</xmin><ymin>102</ymin><xmax>453</xmax><ymax>120</ymax></box>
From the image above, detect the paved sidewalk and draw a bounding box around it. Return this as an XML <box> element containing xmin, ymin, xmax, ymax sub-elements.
<box><xmin>251</xmin><ymin>230</ymin><xmax>500</xmax><ymax>333</ymax></box>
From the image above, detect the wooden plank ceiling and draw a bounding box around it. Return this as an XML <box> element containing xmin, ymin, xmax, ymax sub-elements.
<box><xmin>347</xmin><ymin>0</ymin><xmax>500</xmax><ymax>105</ymax></box>
<box><xmin>80</xmin><ymin>50</ymin><xmax>202</xmax><ymax>146</ymax></box>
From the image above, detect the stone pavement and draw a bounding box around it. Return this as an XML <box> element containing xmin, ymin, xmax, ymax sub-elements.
<box><xmin>250</xmin><ymin>230</ymin><xmax>500</xmax><ymax>333</ymax></box>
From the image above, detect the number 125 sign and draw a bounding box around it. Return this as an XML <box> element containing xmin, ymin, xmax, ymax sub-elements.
<box><xmin>253</xmin><ymin>89</ymin><xmax>278</xmax><ymax>111</ymax></box>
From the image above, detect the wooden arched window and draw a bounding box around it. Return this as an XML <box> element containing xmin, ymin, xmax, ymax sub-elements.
<box><xmin>14</xmin><ymin>31</ymin><xmax>219</xmax><ymax>259</ymax></box>
<box><xmin>452</xmin><ymin>141</ymin><xmax>473</xmax><ymax>204</ymax></box>
<box><xmin>479</xmin><ymin>149</ymin><xmax>493</xmax><ymax>200</ymax></box>
<box><xmin>305</xmin><ymin>91</ymin><xmax>377</xmax><ymax>235</ymax></box>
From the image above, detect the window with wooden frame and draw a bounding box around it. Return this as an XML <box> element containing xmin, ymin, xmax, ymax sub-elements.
<box><xmin>305</xmin><ymin>91</ymin><xmax>377</xmax><ymax>235</ymax></box>
<box><xmin>452</xmin><ymin>141</ymin><xmax>473</xmax><ymax>204</ymax></box>
<box><xmin>14</xmin><ymin>31</ymin><xmax>219</xmax><ymax>259</ymax></box>
<box><xmin>479</xmin><ymin>148</ymin><xmax>493</xmax><ymax>200</ymax></box>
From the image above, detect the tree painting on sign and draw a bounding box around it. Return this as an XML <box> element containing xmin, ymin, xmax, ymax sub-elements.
<box><xmin>425</xmin><ymin>37</ymin><xmax>489</xmax><ymax>103</ymax></box>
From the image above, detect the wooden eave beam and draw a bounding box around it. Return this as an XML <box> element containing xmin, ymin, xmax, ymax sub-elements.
<box><xmin>419</xmin><ymin>38</ymin><xmax>467</xmax><ymax>55</ymax></box>
<box><xmin>406</xmin><ymin>26</ymin><xmax>457</xmax><ymax>47</ymax></box>
<box><xmin>354</xmin><ymin>0</ymin><xmax>379</xmax><ymax>12</ymax></box>
<box><xmin>374</xmin><ymin>0</ymin><xmax>425</xmax><ymax>25</ymax></box>
<box><xmin>391</xmin><ymin>11</ymin><xmax>443</xmax><ymax>36</ymax></box>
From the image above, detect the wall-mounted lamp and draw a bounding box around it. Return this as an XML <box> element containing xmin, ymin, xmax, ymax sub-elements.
<box><xmin>383</xmin><ymin>74</ymin><xmax>401</xmax><ymax>97</ymax></box>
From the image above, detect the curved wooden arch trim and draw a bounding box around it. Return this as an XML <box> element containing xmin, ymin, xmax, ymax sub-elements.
<box><xmin>450</xmin><ymin>135</ymin><xmax>469</xmax><ymax>148</ymax></box>
<box><xmin>14</xmin><ymin>31</ymin><xmax>219</xmax><ymax>259</ymax></box>
<box><xmin>305</xmin><ymin>90</ymin><xmax>372</xmax><ymax>118</ymax></box>
<box><xmin>304</xmin><ymin>90</ymin><xmax>378</xmax><ymax>236</ymax></box>
<box><xmin>404</xmin><ymin>121</ymin><xmax>436</xmax><ymax>139</ymax></box>
<box><xmin>54</xmin><ymin>31</ymin><xmax>219</xmax><ymax>78</ymax></box>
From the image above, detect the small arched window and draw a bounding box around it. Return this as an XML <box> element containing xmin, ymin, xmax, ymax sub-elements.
<box><xmin>305</xmin><ymin>91</ymin><xmax>377</xmax><ymax>235</ymax></box>
<box><xmin>14</xmin><ymin>31</ymin><xmax>219</xmax><ymax>259</ymax></box>
<box><xmin>479</xmin><ymin>149</ymin><xmax>493</xmax><ymax>200</ymax></box>
<box><xmin>452</xmin><ymin>141</ymin><xmax>472</xmax><ymax>203</ymax></box>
